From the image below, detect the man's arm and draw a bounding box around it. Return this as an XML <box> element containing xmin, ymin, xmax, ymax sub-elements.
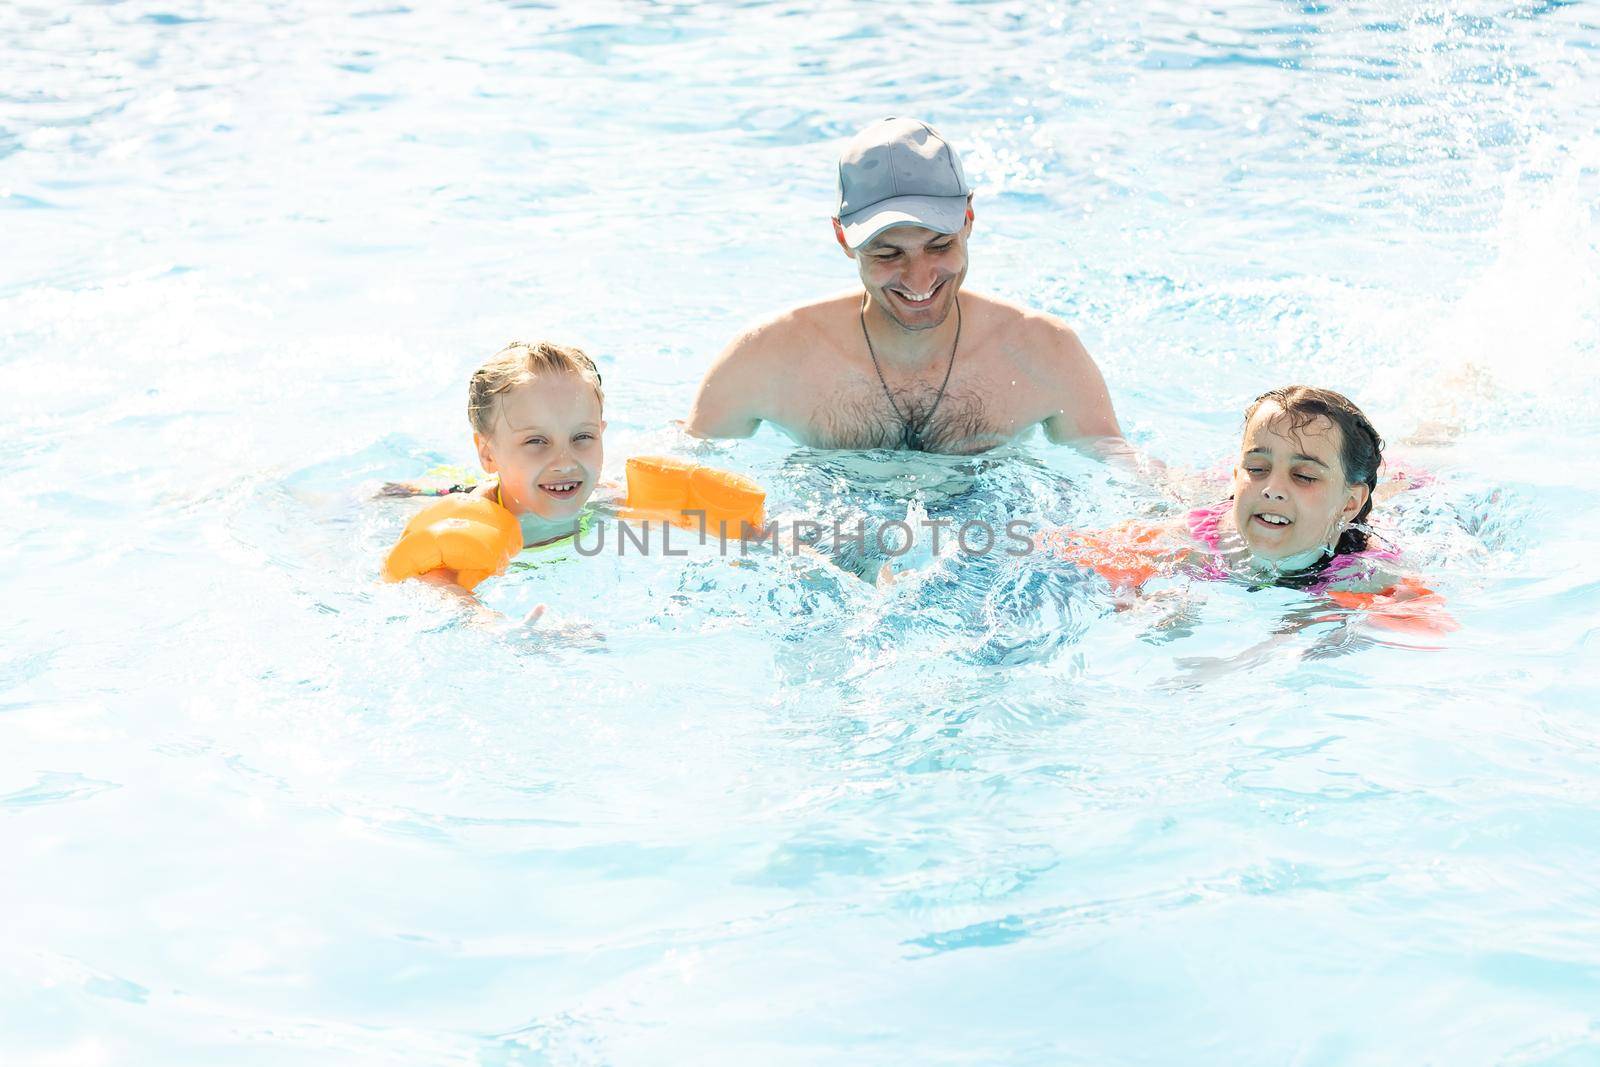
<box><xmin>1029</xmin><ymin>320</ymin><xmax>1173</xmax><ymax>478</ymax></box>
<box><xmin>685</xmin><ymin>327</ymin><xmax>772</xmax><ymax>439</ymax></box>
<box><xmin>1036</xmin><ymin>321</ymin><xmax>1123</xmax><ymax>447</ymax></box>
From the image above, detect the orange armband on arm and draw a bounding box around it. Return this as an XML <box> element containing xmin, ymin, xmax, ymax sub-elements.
<box><xmin>622</xmin><ymin>457</ymin><xmax>766</xmax><ymax>537</ymax></box>
<box><xmin>1324</xmin><ymin>577</ymin><xmax>1459</xmax><ymax>635</ymax></box>
<box><xmin>382</xmin><ymin>495</ymin><xmax>524</xmax><ymax>592</ymax></box>
<box><xmin>1040</xmin><ymin>521</ymin><xmax>1185</xmax><ymax>589</ymax></box>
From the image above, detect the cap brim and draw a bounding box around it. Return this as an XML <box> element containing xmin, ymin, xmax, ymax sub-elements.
<box><xmin>839</xmin><ymin>195</ymin><xmax>968</xmax><ymax>250</ymax></box>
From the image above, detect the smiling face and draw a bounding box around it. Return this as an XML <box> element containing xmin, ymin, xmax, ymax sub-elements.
<box><xmin>840</xmin><ymin>215</ymin><xmax>971</xmax><ymax>331</ymax></box>
<box><xmin>1230</xmin><ymin>401</ymin><xmax>1370</xmax><ymax>562</ymax></box>
<box><xmin>474</xmin><ymin>372</ymin><xmax>604</xmax><ymax>521</ymax></box>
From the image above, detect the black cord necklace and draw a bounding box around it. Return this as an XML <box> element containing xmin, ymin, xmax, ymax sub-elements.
<box><xmin>859</xmin><ymin>294</ymin><xmax>961</xmax><ymax>451</ymax></box>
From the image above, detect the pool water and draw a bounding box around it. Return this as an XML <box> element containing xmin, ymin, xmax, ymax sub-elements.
<box><xmin>4</xmin><ymin>1</ymin><xmax>1600</xmax><ymax>1063</ymax></box>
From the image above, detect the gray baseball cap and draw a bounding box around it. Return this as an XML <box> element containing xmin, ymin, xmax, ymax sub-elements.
<box><xmin>836</xmin><ymin>117</ymin><xmax>971</xmax><ymax>249</ymax></box>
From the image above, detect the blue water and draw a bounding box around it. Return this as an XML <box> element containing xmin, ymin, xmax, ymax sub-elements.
<box><xmin>4</xmin><ymin>1</ymin><xmax>1599</xmax><ymax>1063</ymax></box>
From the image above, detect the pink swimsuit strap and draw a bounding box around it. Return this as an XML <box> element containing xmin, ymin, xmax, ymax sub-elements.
<box><xmin>1185</xmin><ymin>500</ymin><xmax>1230</xmax><ymax>551</ymax></box>
<box><xmin>1184</xmin><ymin>502</ymin><xmax>1233</xmax><ymax>581</ymax></box>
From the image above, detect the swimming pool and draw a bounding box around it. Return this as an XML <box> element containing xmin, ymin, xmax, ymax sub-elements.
<box><xmin>3</xmin><ymin>0</ymin><xmax>1599</xmax><ymax>1062</ymax></box>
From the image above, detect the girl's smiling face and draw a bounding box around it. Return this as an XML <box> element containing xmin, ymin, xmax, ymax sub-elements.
<box><xmin>474</xmin><ymin>372</ymin><xmax>604</xmax><ymax>520</ymax></box>
<box><xmin>1230</xmin><ymin>400</ymin><xmax>1370</xmax><ymax>562</ymax></box>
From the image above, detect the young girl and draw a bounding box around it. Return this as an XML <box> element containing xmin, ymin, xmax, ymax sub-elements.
<box><xmin>383</xmin><ymin>340</ymin><xmax>608</xmax><ymax>596</ymax></box>
<box><xmin>382</xmin><ymin>339</ymin><xmax>767</xmax><ymax>602</ymax></box>
<box><xmin>1045</xmin><ymin>386</ymin><xmax>1452</xmax><ymax>631</ymax></box>
<box><xmin>466</xmin><ymin>339</ymin><xmax>606</xmax><ymax>548</ymax></box>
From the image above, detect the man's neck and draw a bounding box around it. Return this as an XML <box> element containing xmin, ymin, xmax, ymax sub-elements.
<box><xmin>861</xmin><ymin>293</ymin><xmax>960</xmax><ymax>370</ymax></box>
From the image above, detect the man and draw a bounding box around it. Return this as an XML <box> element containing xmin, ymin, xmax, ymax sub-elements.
<box><xmin>686</xmin><ymin>117</ymin><xmax>1123</xmax><ymax>455</ymax></box>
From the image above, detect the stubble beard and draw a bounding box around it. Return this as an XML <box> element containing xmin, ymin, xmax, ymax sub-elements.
<box><xmin>870</xmin><ymin>280</ymin><xmax>961</xmax><ymax>333</ymax></box>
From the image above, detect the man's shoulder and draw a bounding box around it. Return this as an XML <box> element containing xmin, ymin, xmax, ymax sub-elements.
<box><xmin>723</xmin><ymin>291</ymin><xmax>858</xmax><ymax>362</ymax></box>
<box><xmin>963</xmin><ymin>291</ymin><xmax>1086</xmax><ymax>358</ymax></box>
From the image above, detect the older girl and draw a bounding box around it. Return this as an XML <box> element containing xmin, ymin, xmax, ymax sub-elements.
<box><xmin>1045</xmin><ymin>386</ymin><xmax>1451</xmax><ymax>631</ymax></box>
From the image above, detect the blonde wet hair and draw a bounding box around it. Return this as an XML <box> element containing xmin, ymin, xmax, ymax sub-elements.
<box><xmin>468</xmin><ymin>340</ymin><xmax>605</xmax><ymax>435</ymax></box>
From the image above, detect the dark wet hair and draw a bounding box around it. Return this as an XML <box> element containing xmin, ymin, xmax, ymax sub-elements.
<box><xmin>1244</xmin><ymin>385</ymin><xmax>1383</xmax><ymax>555</ymax></box>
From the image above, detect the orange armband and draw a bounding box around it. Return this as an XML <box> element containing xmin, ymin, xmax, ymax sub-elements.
<box><xmin>622</xmin><ymin>457</ymin><xmax>765</xmax><ymax>537</ymax></box>
<box><xmin>382</xmin><ymin>495</ymin><xmax>524</xmax><ymax>592</ymax></box>
<box><xmin>1039</xmin><ymin>521</ymin><xmax>1186</xmax><ymax>588</ymax></box>
<box><xmin>1324</xmin><ymin>577</ymin><xmax>1459</xmax><ymax>636</ymax></box>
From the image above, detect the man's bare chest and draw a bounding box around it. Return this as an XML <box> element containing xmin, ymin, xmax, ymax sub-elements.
<box><xmin>781</xmin><ymin>360</ymin><xmax>1033</xmax><ymax>455</ymax></box>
